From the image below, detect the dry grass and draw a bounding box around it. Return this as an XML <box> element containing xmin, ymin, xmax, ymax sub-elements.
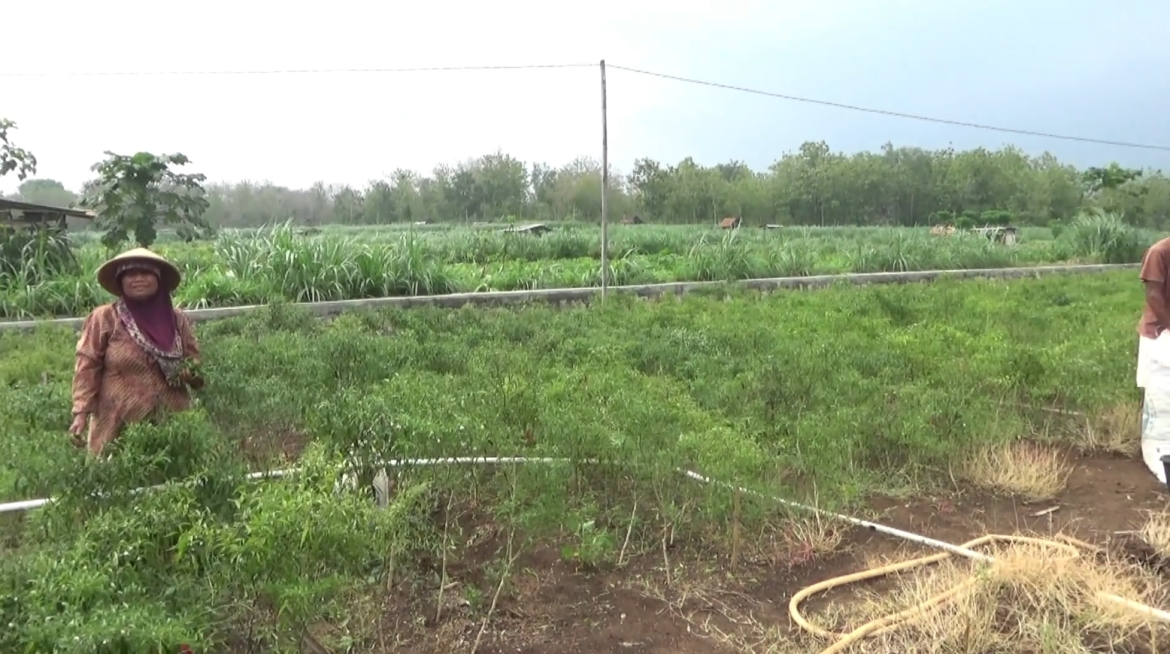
<box><xmin>663</xmin><ymin>536</ymin><xmax>1170</xmax><ymax>654</ymax></box>
<box><xmin>775</xmin><ymin>513</ymin><xmax>847</xmax><ymax>567</ymax></box>
<box><xmin>1141</xmin><ymin>511</ymin><xmax>1170</xmax><ymax>558</ymax></box>
<box><xmin>827</xmin><ymin>540</ymin><xmax>1170</xmax><ymax>653</ymax></box>
<box><xmin>1082</xmin><ymin>401</ymin><xmax>1143</xmax><ymax>456</ymax></box>
<box><xmin>960</xmin><ymin>441</ymin><xmax>1072</xmax><ymax>501</ymax></box>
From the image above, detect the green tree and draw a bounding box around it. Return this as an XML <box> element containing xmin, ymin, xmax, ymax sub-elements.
<box><xmin>1083</xmin><ymin>163</ymin><xmax>1142</xmax><ymax>195</ymax></box>
<box><xmin>628</xmin><ymin>158</ymin><xmax>671</xmax><ymax>221</ymax></box>
<box><xmin>15</xmin><ymin>179</ymin><xmax>77</xmax><ymax>208</ymax></box>
<box><xmin>0</xmin><ymin>119</ymin><xmax>37</xmax><ymax>181</ymax></box>
<box><xmin>81</xmin><ymin>152</ymin><xmax>211</xmax><ymax>248</ymax></box>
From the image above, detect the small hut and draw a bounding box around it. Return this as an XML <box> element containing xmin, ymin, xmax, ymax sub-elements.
<box><xmin>719</xmin><ymin>216</ymin><xmax>741</xmax><ymax>229</ymax></box>
<box><xmin>501</xmin><ymin>223</ymin><xmax>552</xmax><ymax>236</ymax></box>
<box><xmin>0</xmin><ymin>198</ymin><xmax>96</xmax><ymax>233</ymax></box>
<box><xmin>971</xmin><ymin>225</ymin><xmax>1019</xmax><ymax>246</ymax></box>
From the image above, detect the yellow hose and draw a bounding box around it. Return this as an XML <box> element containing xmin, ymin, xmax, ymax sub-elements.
<box><xmin>789</xmin><ymin>533</ymin><xmax>1168</xmax><ymax>654</ymax></box>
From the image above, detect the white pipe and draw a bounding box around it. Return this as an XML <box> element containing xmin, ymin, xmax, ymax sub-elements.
<box><xmin>677</xmin><ymin>469</ymin><xmax>995</xmax><ymax>563</ymax></box>
<box><xmin>0</xmin><ymin>498</ymin><xmax>51</xmax><ymax>513</ymax></box>
<box><xmin>0</xmin><ymin>456</ymin><xmax>593</xmax><ymax>514</ymax></box>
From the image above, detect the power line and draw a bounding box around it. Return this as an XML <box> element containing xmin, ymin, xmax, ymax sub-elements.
<box><xmin>608</xmin><ymin>64</ymin><xmax>1170</xmax><ymax>153</ymax></box>
<box><xmin>0</xmin><ymin>63</ymin><xmax>595</xmax><ymax>78</ymax></box>
<box><xmin>8</xmin><ymin>58</ymin><xmax>1169</xmax><ymax>152</ymax></box>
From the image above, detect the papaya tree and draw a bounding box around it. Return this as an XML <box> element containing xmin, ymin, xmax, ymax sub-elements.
<box><xmin>81</xmin><ymin>151</ymin><xmax>211</xmax><ymax>248</ymax></box>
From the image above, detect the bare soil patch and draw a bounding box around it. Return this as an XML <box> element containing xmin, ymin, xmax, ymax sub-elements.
<box><xmin>350</xmin><ymin>449</ymin><xmax>1170</xmax><ymax>654</ymax></box>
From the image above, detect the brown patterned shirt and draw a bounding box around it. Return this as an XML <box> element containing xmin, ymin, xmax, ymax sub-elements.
<box><xmin>71</xmin><ymin>303</ymin><xmax>202</xmax><ymax>455</ymax></box>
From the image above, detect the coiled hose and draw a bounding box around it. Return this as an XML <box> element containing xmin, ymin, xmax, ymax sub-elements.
<box><xmin>789</xmin><ymin>533</ymin><xmax>1170</xmax><ymax>654</ymax></box>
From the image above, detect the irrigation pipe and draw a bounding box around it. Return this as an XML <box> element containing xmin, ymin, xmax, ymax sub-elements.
<box><xmin>5</xmin><ymin>454</ymin><xmax>1169</xmax><ymax>649</ymax></box>
<box><xmin>0</xmin><ymin>263</ymin><xmax>1138</xmax><ymax>332</ymax></box>
<box><xmin>679</xmin><ymin>469</ymin><xmax>995</xmax><ymax>562</ymax></box>
<box><xmin>0</xmin><ymin>456</ymin><xmax>594</xmax><ymax>514</ymax></box>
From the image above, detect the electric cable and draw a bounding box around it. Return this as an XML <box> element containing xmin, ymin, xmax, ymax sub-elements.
<box><xmin>5</xmin><ymin>58</ymin><xmax>1166</xmax><ymax>152</ymax></box>
<box><xmin>0</xmin><ymin>63</ymin><xmax>595</xmax><ymax>78</ymax></box>
<box><xmin>607</xmin><ymin>64</ymin><xmax>1170</xmax><ymax>152</ymax></box>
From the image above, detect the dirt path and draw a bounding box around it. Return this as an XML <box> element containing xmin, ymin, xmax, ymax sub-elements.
<box><xmin>386</xmin><ymin>451</ymin><xmax>1170</xmax><ymax>654</ymax></box>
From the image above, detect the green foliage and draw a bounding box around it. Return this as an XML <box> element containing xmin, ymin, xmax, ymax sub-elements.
<box><xmin>1083</xmin><ymin>163</ymin><xmax>1143</xmax><ymax>194</ymax></box>
<box><xmin>81</xmin><ymin>152</ymin><xmax>212</xmax><ymax>249</ymax></box>
<box><xmin>1066</xmin><ymin>211</ymin><xmax>1147</xmax><ymax>264</ymax></box>
<box><xmin>0</xmin><ymin>118</ymin><xmax>37</xmax><ymax>181</ymax></box>
<box><xmin>0</xmin><ymin>410</ymin><xmax>433</xmax><ymax>652</ymax></box>
<box><xmin>19</xmin><ymin>142</ymin><xmax>1170</xmax><ymax>230</ymax></box>
<box><xmin>14</xmin><ymin>178</ymin><xmax>78</xmax><ymax>208</ymax></box>
<box><xmin>0</xmin><ymin>227</ymin><xmax>79</xmax><ymax>286</ymax></box>
<box><xmin>0</xmin><ymin>272</ymin><xmax>1146</xmax><ymax>649</ymax></box>
<box><xmin>160</xmin><ymin>143</ymin><xmax>1170</xmax><ymax>231</ymax></box>
<box><xmin>0</xmin><ymin>221</ymin><xmax>1156</xmax><ymax>319</ymax></box>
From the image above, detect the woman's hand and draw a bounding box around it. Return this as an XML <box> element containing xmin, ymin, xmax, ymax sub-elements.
<box><xmin>68</xmin><ymin>413</ymin><xmax>88</xmax><ymax>448</ymax></box>
<box><xmin>180</xmin><ymin>368</ymin><xmax>205</xmax><ymax>391</ymax></box>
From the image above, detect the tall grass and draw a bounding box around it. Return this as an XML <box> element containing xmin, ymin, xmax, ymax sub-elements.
<box><xmin>0</xmin><ymin>228</ymin><xmax>80</xmax><ymax>284</ymax></box>
<box><xmin>0</xmin><ymin>217</ymin><xmax>1154</xmax><ymax>319</ymax></box>
<box><xmin>1066</xmin><ymin>210</ymin><xmax>1151</xmax><ymax>264</ymax></box>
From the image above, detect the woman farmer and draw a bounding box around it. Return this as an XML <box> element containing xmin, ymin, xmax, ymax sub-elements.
<box><xmin>68</xmin><ymin>248</ymin><xmax>205</xmax><ymax>456</ymax></box>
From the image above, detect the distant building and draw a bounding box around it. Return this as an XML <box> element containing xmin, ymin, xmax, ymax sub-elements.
<box><xmin>0</xmin><ymin>198</ymin><xmax>96</xmax><ymax>233</ymax></box>
<box><xmin>971</xmin><ymin>225</ymin><xmax>1019</xmax><ymax>246</ymax></box>
<box><xmin>501</xmin><ymin>223</ymin><xmax>552</xmax><ymax>236</ymax></box>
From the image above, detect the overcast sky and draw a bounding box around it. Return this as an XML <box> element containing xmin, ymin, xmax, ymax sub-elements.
<box><xmin>3</xmin><ymin>0</ymin><xmax>1168</xmax><ymax>194</ymax></box>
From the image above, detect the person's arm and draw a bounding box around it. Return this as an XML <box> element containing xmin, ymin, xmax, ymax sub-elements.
<box><xmin>1146</xmin><ymin>282</ymin><xmax>1170</xmax><ymax>335</ymax></box>
<box><xmin>176</xmin><ymin>311</ymin><xmax>205</xmax><ymax>390</ymax></box>
<box><xmin>1141</xmin><ymin>245</ymin><xmax>1170</xmax><ymax>336</ymax></box>
<box><xmin>71</xmin><ymin>307</ymin><xmax>111</xmax><ymax>419</ymax></box>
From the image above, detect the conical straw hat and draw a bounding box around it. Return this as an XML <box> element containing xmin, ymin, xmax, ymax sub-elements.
<box><xmin>96</xmin><ymin>247</ymin><xmax>182</xmax><ymax>296</ymax></box>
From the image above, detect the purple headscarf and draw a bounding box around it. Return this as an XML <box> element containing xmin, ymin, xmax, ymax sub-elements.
<box><xmin>115</xmin><ymin>262</ymin><xmax>178</xmax><ymax>349</ymax></box>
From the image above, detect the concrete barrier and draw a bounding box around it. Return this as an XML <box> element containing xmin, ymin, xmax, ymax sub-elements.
<box><xmin>0</xmin><ymin>263</ymin><xmax>1139</xmax><ymax>332</ymax></box>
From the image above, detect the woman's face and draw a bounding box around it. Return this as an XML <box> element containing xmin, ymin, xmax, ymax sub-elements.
<box><xmin>120</xmin><ymin>269</ymin><xmax>159</xmax><ymax>301</ymax></box>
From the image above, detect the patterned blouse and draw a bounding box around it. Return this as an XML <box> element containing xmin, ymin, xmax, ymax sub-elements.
<box><xmin>71</xmin><ymin>302</ymin><xmax>202</xmax><ymax>455</ymax></box>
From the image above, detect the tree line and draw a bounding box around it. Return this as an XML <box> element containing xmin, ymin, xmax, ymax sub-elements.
<box><xmin>8</xmin><ymin>138</ymin><xmax>1170</xmax><ymax>230</ymax></box>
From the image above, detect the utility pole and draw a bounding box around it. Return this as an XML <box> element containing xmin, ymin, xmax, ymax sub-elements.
<box><xmin>599</xmin><ymin>59</ymin><xmax>610</xmax><ymax>300</ymax></box>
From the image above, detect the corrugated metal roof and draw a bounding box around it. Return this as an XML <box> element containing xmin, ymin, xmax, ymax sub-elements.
<box><xmin>0</xmin><ymin>198</ymin><xmax>96</xmax><ymax>219</ymax></box>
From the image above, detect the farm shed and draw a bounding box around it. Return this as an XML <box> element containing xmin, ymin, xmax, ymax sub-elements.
<box><xmin>719</xmin><ymin>216</ymin><xmax>741</xmax><ymax>229</ymax></box>
<box><xmin>501</xmin><ymin>223</ymin><xmax>552</xmax><ymax>236</ymax></box>
<box><xmin>971</xmin><ymin>225</ymin><xmax>1018</xmax><ymax>245</ymax></box>
<box><xmin>0</xmin><ymin>198</ymin><xmax>96</xmax><ymax>232</ymax></box>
